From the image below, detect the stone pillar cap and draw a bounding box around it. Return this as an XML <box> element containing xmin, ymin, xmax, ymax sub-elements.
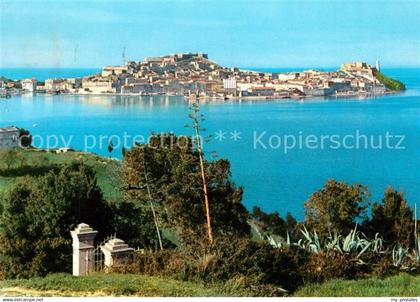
<box><xmin>73</xmin><ymin>223</ymin><xmax>98</xmax><ymax>234</ymax></box>
<box><xmin>102</xmin><ymin>238</ymin><xmax>134</xmax><ymax>253</ymax></box>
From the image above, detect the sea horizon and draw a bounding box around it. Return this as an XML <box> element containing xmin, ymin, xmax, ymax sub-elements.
<box><xmin>1</xmin><ymin>65</ymin><xmax>419</xmax><ymax>82</ymax></box>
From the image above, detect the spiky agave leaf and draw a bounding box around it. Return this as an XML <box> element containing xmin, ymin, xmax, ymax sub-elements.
<box><xmin>313</xmin><ymin>230</ymin><xmax>321</xmax><ymax>253</ymax></box>
<box><xmin>266</xmin><ymin>235</ymin><xmax>281</xmax><ymax>248</ymax></box>
<box><xmin>372</xmin><ymin>233</ymin><xmax>384</xmax><ymax>253</ymax></box>
<box><xmin>342</xmin><ymin>229</ymin><xmax>354</xmax><ymax>252</ymax></box>
<box><xmin>392</xmin><ymin>245</ymin><xmax>406</xmax><ymax>267</ymax></box>
<box><xmin>300</xmin><ymin>225</ymin><xmax>312</xmax><ymax>242</ymax></box>
<box><xmin>357</xmin><ymin>241</ymin><xmax>372</xmax><ymax>259</ymax></box>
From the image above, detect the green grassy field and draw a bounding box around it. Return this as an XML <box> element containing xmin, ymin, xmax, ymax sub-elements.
<box><xmin>0</xmin><ymin>272</ymin><xmax>418</xmax><ymax>297</ymax></box>
<box><xmin>0</xmin><ymin>273</ymin><xmax>232</xmax><ymax>297</ymax></box>
<box><xmin>0</xmin><ymin>149</ymin><xmax>122</xmax><ymax>203</ymax></box>
<box><xmin>294</xmin><ymin>273</ymin><xmax>420</xmax><ymax>297</ymax></box>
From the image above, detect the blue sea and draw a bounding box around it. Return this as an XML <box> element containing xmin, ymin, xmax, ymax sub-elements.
<box><xmin>0</xmin><ymin>67</ymin><xmax>419</xmax><ymax>218</ymax></box>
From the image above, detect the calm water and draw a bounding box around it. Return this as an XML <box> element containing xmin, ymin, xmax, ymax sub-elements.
<box><xmin>0</xmin><ymin>68</ymin><xmax>419</xmax><ymax>218</ymax></box>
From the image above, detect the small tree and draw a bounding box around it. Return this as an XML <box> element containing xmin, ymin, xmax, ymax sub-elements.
<box><xmin>108</xmin><ymin>140</ymin><xmax>114</xmax><ymax>158</ymax></box>
<box><xmin>18</xmin><ymin>128</ymin><xmax>32</xmax><ymax>148</ymax></box>
<box><xmin>251</xmin><ymin>206</ymin><xmax>293</xmax><ymax>237</ymax></box>
<box><xmin>0</xmin><ymin>149</ymin><xmax>19</xmax><ymax>170</ymax></box>
<box><xmin>17</xmin><ymin>152</ymin><xmax>27</xmax><ymax>167</ymax></box>
<box><xmin>304</xmin><ymin>179</ymin><xmax>370</xmax><ymax>237</ymax></box>
<box><xmin>189</xmin><ymin>102</ymin><xmax>213</xmax><ymax>243</ymax></box>
<box><xmin>111</xmin><ymin>200</ymin><xmax>167</xmax><ymax>250</ymax></box>
<box><xmin>123</xmin><ymin>134</ymin><xmax>250</xmax><ymax>246</ymax></box>
<box><xmin>285</xmin><ymin>212</ymin><xmax>297</xmax><ymax>230</ymax></box>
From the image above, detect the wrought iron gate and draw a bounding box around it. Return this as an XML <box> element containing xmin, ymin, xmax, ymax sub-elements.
<box><xmin>89</xmin><ymin>233</ymin><xmax>116</xmax><ymax>273</ymax></box>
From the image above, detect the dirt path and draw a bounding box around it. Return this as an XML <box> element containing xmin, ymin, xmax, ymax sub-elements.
<box><xmin>0</xmin><ymin>287</ymin><xmax>109</xmax><ymax>297</ymax></box>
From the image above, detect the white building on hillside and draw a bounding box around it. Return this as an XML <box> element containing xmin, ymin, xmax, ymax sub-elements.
<box><xmin>0</xmin><ymin>126</ymin><xmax>20</xmax><ymax>149</ymax></box>
<box><xmin>223</xmin><ymin>78</ymin><xmax>237</xmax><ymax>90</ymax></box>
<box><xmin>21</xmin><ymin>78</ymin><xmax>38</xmax><ymax>92</ymax></box>
<box><xmin>223</xmin><ymin>78</ymin><xmax>237</xmax><ymax>96</ymax></box>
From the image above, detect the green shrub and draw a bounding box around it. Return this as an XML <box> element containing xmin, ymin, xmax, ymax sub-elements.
<box><xmin>250</xmin><ymin>206</ymin><xmax>297</xmax><ymax>239</ymax></box>
<box><xmin>302</xmin><ymin>251</ymin><xmax>363</xmax><ymax>283</ymax></box>
<box><xmin>196</xmin><ymin>239</ymin><xmax>306</xmax><ymax>292</ymax></box>
<box><xmin>365</xmin><ymin>187</ymin><xmax>415</xmax><ymax>248</ymax></box>
<box><xmin>119</xmin><ymin>250</ymin><xmax>176</xmax><ymax>276</ymax></box>
<box><xmin>371</xmin><ymin>256</ymin><xmax>398</xmax><ymax>278</ymax></box>
<box><xmin>120</xmin><ymin>238</ymin><xmax>308</xmax><ymax>294</ymax></box>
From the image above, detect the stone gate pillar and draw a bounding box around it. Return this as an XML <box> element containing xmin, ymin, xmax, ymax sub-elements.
<box><xmin>70</xmin><ymin>223</ymin><xmax>98</xmax><ymax>276</ymax></box>
<box><xmin>101</xmin><ymin>238</ymin><xmax>134</xmax><ymax>272</ymax></box>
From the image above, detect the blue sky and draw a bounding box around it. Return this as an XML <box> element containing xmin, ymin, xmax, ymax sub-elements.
<box><xmin>0</xmin><ymin>0</ymin><xmax>419</xmax><ymax>68</ymax></box>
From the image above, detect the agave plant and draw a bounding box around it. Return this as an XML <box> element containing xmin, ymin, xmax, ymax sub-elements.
<box><xmin>372</xmin><ymin>233</ymin><xmax>385</xmax><ymax>254</ymax></box>
<box><xmin>342</xmin><ymin>225</ymin><xmax>360</xmax><ymax>252</ymax></box>
<box><xmin>250</xmin><ymin>222</ymin><xmax>264</xmax><ymax>241</ymax></box>
<box><xmin>413</xmin><ymin>234</ymin><xmax>420</xmax><ymax>263</ymax></box>
<box><xmin>392</xmin><ymin>245</ymin><xmax>407</xmax><ymax>267</ymax></box>
<box><xmin>266</xmin><ymin>232</ymin><xmax>291</xmax><ymax>248</ymax></box>
<box><xmin>265</xmin><ymin>223</ymin><xmax>392</xmax><ymax>268</ymax></box>
<box><xmin>298</xmin><ymin>225</ymin><xmax>321</xmax><ymax>253</ymax></box>
<box><xmin>406</xmin><ymin>239</ymin><xmax>420</xmax><ymax>266</ymax></box>
<box><xmin>266</xmin><ymin>235</ymin><xmax>282</xmax><ymax>248</ymax></box>
<box><xmin>406</xmin><ymin>204</ymin><xmax>420</xmax><ymax>266</ymax></box>
<box><xmin>322</xmin><ymin>225</ymin><xmax>374</xmax><ymax>259</ymax></box>
<box><xmin>325</xmin><ymin>231</ymin><xmax>341</xmax><ymax>251</ymax></box>
<box><xmin>413</xmin><ymin>204</ymin><xmax>420</xmax><ymax>262</ymax></box>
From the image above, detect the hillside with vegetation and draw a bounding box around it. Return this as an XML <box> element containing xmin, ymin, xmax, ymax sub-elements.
<box><xmin>0</xmin><ymin>149</ymin><xmax>122</xmax><ymax>202</ymax></box>
<box><xmin>373</xmin><ymin>69</ymin><xmax>406</xmax><ymax>91</ymax></box>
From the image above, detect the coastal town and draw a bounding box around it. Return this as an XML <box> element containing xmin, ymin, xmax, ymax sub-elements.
<box><xmin>1</xmin><ymin>53</ymin><xmax>389</xmax><ymax>100</ymax></box>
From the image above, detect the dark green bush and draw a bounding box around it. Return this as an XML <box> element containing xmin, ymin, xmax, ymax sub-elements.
<box><xmin>120</xmin><ymin>250</ymin><xmax>175</xmax><ymax>276</ymax></box>
<box><xmin>121</xmin><ymin>238</ymin><xmax>308</xmax><ymax>294</ymax></box>
<box><xmin>371</xmin><ymin>256</ymin><xmax>398</xmax><ymax>278</ymax></box>
<box><xmin>302</xmin><ymin>251</ymin><xmax>368</xmax><ymax>283</ymax></box>
<box><xmin>185</xmin><ymin>238</ymin><xmax>306</xmax><ymax>292</ymax></box>
<box><xmin>364</xmin><ymin>187</ymin><xmax>415</xmax><ymax>248</ymax></box>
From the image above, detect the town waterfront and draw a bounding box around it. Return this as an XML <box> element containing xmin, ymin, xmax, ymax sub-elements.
<box><xmin>1</xmin><ymin>68</ymin><xmax>419</xmax><ymax>218</ymax></box>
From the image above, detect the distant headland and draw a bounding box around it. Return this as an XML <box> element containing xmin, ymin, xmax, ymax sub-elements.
<box><xmin>0</xmin><ymin>53</ymin><xmax>405</xmax><ymax>100</ymax></box>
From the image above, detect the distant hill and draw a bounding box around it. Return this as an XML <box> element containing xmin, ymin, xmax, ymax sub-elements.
<box><xmin>373</xmin><ymin>69</ymin><xmax>406</xmax><ymax>91</ymax></box>
<box><xmin>0</xmin><ymin>76</ymin><xmax>12</xmax><ymax>83</ymax></box>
